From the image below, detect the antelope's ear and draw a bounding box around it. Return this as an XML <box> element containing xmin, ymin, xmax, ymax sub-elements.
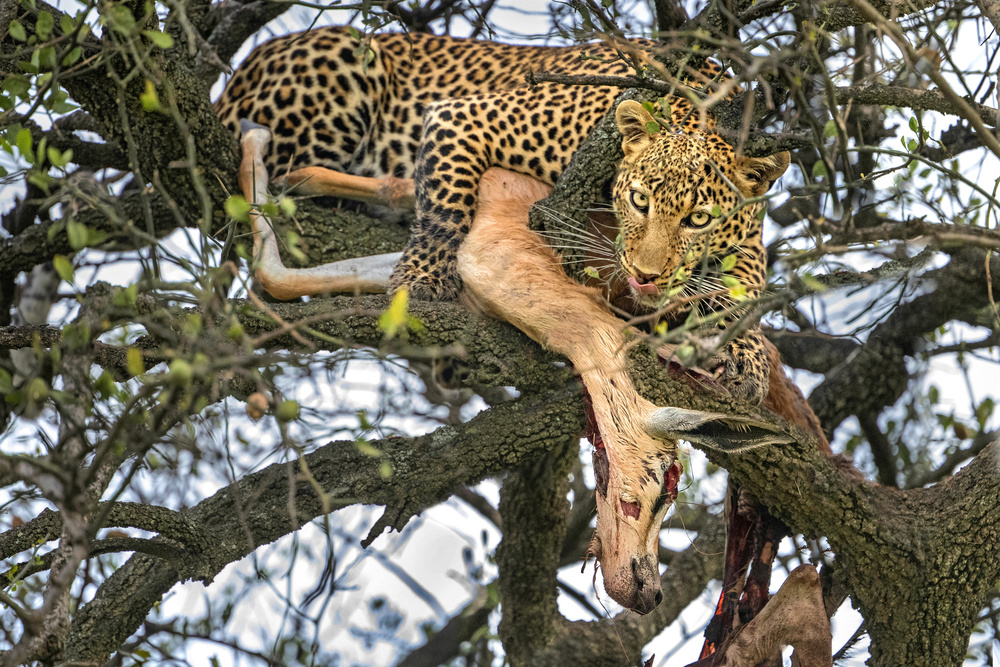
<box><xmin>616</xmin><ymin>100</ymin><xmax>659</xmax><ymax>159</ymax></box>
<box><xmin>735</xmin><ymin>151</ymin><xmax>790</xmax><ymax>197</ymax></box>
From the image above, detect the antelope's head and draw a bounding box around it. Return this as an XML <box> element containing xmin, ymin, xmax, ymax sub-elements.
<box><xmin>582</xmin><ymin>387</ymin><xmax>683</xmax><ymax>615</ymax></box>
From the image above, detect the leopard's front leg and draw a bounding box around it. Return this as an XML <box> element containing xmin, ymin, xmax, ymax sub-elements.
<box><xmin>717</xmin><ymin>329</ymin><xmax>770</xmax><ymax>405</ymax></box>
<box><xmin>389</xmin><ymin>85</ymin><xmax>599</xmax><ymax>299</ymax></box>
<box><xmin>711</xmin><ymin>242</ymin><xmax>770</xmax><ymax>404</ymax></box>
<box><xmin>388</xmin><ymin>99</ymin><xmax>490</xmax><ymax>300</ymax></box>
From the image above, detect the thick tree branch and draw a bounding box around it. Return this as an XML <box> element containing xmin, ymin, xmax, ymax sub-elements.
<box><xmin>496</xmin><ymin>438</ymin><xmax>578</xmax><ymax>663</ymax></box>
<box><xmin>199</xmin><ymin>1</ymin><xmax>293</xmax><ymax>82</ymax></box>
<box><xmin>60</xmin><ymin>383</ymin><xmax>588</xmax><ymax>662</ymax></box>
<box><xmin>808</xmin><ymin>248</ymin><xmax>1000</xmax><ymax>433</ymax></box>
<box><xmin>835</xmin><ymin>84</ymin><xmax>999</xmax><ymax>127</ymax></box>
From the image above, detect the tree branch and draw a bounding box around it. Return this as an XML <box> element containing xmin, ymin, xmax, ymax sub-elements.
<box><xmin>808</xmin><ymin>248</ymin><xmax>1000</xmax><ymax>433</ymax></box>
<box><xmin>532</xmin><ymin>515</ymin><xmax>725</xmax><ymax>666</ymax></box>
<box><xmin>59</xmin><ymin>382</ymin><xmax>588</xmax><ymax>662</ymax></box>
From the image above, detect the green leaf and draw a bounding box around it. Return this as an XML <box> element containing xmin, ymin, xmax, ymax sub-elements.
<box><xmin>720</xmin><ymin>254</ymin><xmax>737</xmax><ymax>272</ymax></box>
<box><xmin>275</xmin><ymin>399</ymin><xmax>300</xmax><ymax>421</ymax></box>
<box><xmin>15</xmin><ymin>127</ymin><xmax>32</xmax><ymax>159</ymax></box>
<box><xmin>66</xmin><ymin>220</ymin><xmax>90</xmax><ymax>250</ymax></box>
<box><xmin>907</xmin><ymin>138</ymin><xmax>918</xmax><ymax>152</ymax></box>
<box><xmin>379</xmin><ymin>287</ymin><xmax>410</xmax><ymax>339</ymax></box>
<box><xmin>47</xmin><ymin>146</ymin><xmax>72</xmax><ymax>168</ymax></box>
<box><xmin>286</xmin><ymin>230</ymin><xmax>307</xmax><ymax>263</ymax></box>
<box><xmin>33</xmin><ymin>134</ymin><xmax>46</xmax><ymax>165</ymax></box>
<box><xmin>8</xmin><ymin>20</ymin><xmax>26</xmax><ymax>42</ymax></box>
<box><xmin>38</xmin><ymin>46</ymin><xmax>56</xmax><ymax>69</ymax></box>
<box><xmin>909</xmin><ymin>117</ymin><xmax>919</xmax><ymax>132</ymax></box>
<box><xmin>105</xmin><ymin>5</ymin><xmax>136</xmax><ymax>34</ymax></box>
<box><xmin>35</xmin><ymin>11</ymin><xmax>53</xmax><ymax>40</ymax></box>
<box><xmin>641</xmin><ymin>100</ymin><xmax>657</xmax><ymax>115</ymax></box>
<box><xmin>583</xmin><ymin>266</ymin><xmax>600</xmax><ymax>278</ymax></box>
<box><xmin>811</xmin><ymin>160</ymin><xmax>827</xmax><ymax>178</ymax></box>
<box><xmin>2</xmin><ymin>75</ymin><xmax>30</xmax><ymax>100</ymax></box>
<box><xmin>27</xmin><ymin>170</ymin><xmax>51</xmax><ymax>192</ymax></box>
<box><xmin>60</xmin><ymin>14</ymin><xmax>75</xmax><ymax>34</ymax></box>
<box><xmin>224</xmin><ymin>195</ymin><xmax>252</xmax><ymax>222</ymax></box>
<box><xmin>644</xmin><ymin>120</ymin><xmax>660</xmax><ymax>135</ymax></box>
<box><xmin>140</xmin><ymin>80</ymin><xmax>160</xmax><ymax>112</ymax></box>
<box><xmin>52</xmin><ymin>254</ymin><xmax>74</xmax><ymax>283</ymax></box>
<box><xmin>656</xmin><ymin>97</ymin><xmax>670</xmax><ymax>119</ymax></box>
<box><xmin>711</xmin><ymin>204</ymin><xmax>722</xmax><ymax>217</ymax></box>
<box><xmin>126</xmin><ymin>347</ymin><xmax>145</xmax><ymax>377</ymax></box>
<box><xmin>61</xmin><ymin>46</ymin><xmax>82</xmax><ymax>67</ymax></box>
<box><xmin>720</xmin><ymin>274</ymin><xmax>741</xmax><ymax>288</ymax></box>
<box><xmin>51</xmin><ymin>97</ymin><xmax>78</xmax><ymax>114</ymax></box>
<box><xmin>822</xmin><ymin>120</ymin><xmax>837</xmax><ymax>138</ymax></box>
<box><xmin>975</xmin><ymin>397</ymin><xmax>995</xmax><ymax>427</ymax></box>
<box><xmin>94</xmin><ymin>371</ymin><xmax>115</xmax><ymax>398</ymax></box>
<box><xmin>113</xmin><ymin>283</ymin><xmax>138</xmax><ymax>307</ymax></box>
<box><xmin>675</xmin><ymin>344</ymin><xmax>695</xmax><ymax>365</ymax></box>
<box><xmin>142</xmin><ymin>29</ymin><xmax>174</xmax><ymax>49</ymax></box>
<box><xmin>355</xmin><ymin>440</ymin><xmax>382</xmax><ymax>457</ymax></box>
<box><xmin>0</xmin><ymin>368</ymin><xmax>13</xmax><ymax>393</ymax></box>
<box><xmin>801</xmin><ymin>273</ymin><xmax>826</xmax><ymax>292</ymax></box>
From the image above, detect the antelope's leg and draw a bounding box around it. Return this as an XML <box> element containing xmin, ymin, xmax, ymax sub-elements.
<box><xmin>689</xmin><ymin>565</ymin><xmax>832</xmax><ymax>667</ymax></box>
<box><xmin>282</xmin><ymin>166</ymin><xmax>416</xmax><ymax>209</ymax></box>
<box><xmin>700</xmin><ymin>483</ymin><xmax>760</xmax><ymax>659</ymax></box>
<box><xmin>237</xmin><ymin>121</ymin><xmax>401</xmax><ymax>299</ymax></box>
<box><xmin>740</xmin><ymin>509</ymin><xmax>789</xmax><ymax>629</ymax></box>
<box><xmin>458</xmin><ymin>168</ymin><xmax>678</xmax><ymax>612</ymax></box>
<box><xmin>458</xmin><ymin>169</ymin><xmax>669</xmax><ymax>459</ymax></box>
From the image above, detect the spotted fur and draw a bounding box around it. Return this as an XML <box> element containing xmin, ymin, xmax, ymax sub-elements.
<box><xmin>216</xmin><ymin>27</ymin><xmax>787</xmax><ymax>402</ymax></box>
<box><xmin>613</xmin><ymin>101</ymin><xmax>789</xmax><ymax>402</ymax></box>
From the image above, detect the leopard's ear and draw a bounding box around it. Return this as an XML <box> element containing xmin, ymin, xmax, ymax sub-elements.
<box><xmin>735</xmin><ymin>151</ymin><xmax>790</xmax><ymax>197</ymax></box>
<box><xmin>616</xmin><ymin>100</ymin><xmax>659</xmax><ymax>159</ymax></box>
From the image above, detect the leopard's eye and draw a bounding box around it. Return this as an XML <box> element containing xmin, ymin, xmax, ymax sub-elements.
<box><xmin>629</xmin><ymin>190</ymin><xmax>649</xmax><ymax>212</ymax></box>
<box><xmin>685</xmin><ymin>211</ymin><xmax>712</xmax><ymax>228</ymax></box>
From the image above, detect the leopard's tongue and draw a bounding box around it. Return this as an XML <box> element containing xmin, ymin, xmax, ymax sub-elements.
<box><xmin>628</xmin><ymin>276</ymin><xmax>661</xmax><ymax>296</ymax></box>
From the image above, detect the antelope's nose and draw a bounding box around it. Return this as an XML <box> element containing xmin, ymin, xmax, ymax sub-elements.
<box><xmin>631</xmin><ymin>557</ymin><xmax>663</xmax><ymax>614</ymax></box>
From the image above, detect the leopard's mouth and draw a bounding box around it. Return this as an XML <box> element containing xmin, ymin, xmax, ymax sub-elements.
<box><xmin>628</xmin><ymin>275</ymin><xmax>661</xmax><ymax>297</ymax></box>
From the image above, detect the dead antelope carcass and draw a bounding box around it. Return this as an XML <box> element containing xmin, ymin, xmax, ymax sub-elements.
<box><xmin>238</xmin><ymin>122</ymin><xmax>834</xmax><ymax>662</ymax></box>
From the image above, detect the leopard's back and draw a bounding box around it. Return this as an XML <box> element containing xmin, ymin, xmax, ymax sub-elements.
<box><xmin>215</xmin><ymin>27</ymin><xmax>630</xmax><ymax>178</ymax></box>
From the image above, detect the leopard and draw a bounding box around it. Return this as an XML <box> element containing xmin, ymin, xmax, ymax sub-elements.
<box><xmin>224</xmin><ymin>26</ymin><xmax>793</xmax><ymax>618</ymax></box>
<box><xmin>611</xmin><ymin>100</ymin><xmax>789</xmax><ymax>403</ymax></box>
<box><xmin>215</xmin><ymin>26</ymin><xmax>786</xmax><ymax>402</ymax></box>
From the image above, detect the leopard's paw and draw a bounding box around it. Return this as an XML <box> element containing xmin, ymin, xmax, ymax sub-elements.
<box><xmin>388</xmin><ymin>262</ymin><xmax>461</xmax><ymax>300</ymax></box>
<box><xmin>717</xmin><ymin>354</ymin><xmax>768</xmax><ymax>405</ymax></box>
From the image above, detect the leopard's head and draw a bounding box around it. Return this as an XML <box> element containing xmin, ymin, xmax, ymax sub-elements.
<box><xmin>612</xmin><ymin>100</ymin><xmax>789</xmax><ymax>311</ymax></box>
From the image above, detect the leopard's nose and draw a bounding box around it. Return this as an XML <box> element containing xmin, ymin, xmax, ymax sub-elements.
<box><xmin>631</xmin><ymin>267</ymin><xmax>658</xmax><ymax>284</ymax></box>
